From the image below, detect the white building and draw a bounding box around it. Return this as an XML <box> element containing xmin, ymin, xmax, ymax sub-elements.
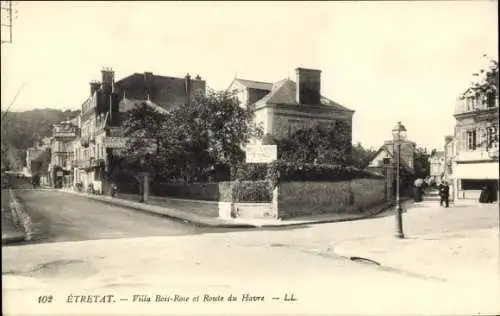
<box><xmin>428</xmin><ymin>151</ymin><xmax>445</xmax><ymax>183</ymax></box>
<box><xmin>228</xmin><ymin>68</ymin><xmax>355</xmax><ymax>144</ymax></box>
<box><xmin>449</xmin><ymin>70</ymin><xmax>499</xmax><ymax>201</ymax></box>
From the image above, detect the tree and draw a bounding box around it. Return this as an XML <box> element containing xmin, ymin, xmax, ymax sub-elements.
<box><xmin>0</xmin><ymin>108</ymin><xmax>80</xmax><ymax>169</ymax></box>
<box><xmin>120</xmin><ymin>89</ymin><xmax>263</xmax><ymax>183</ymax></box>
<box><xmin>414</xmin><ymin>147</ymin><xmax>431</xmax><ymax>179</ymax></box>
<box><xmin>351</xmin><ymin>142</ymin><xmax>377</xmax><ymax>169</ymax></box>
<box><xmin>270</xmin><ymin>121</ymin><xmax>352</xmax><ymax>165</ymax></box>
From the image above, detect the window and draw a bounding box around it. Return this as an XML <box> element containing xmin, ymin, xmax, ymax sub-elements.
<box><xmin>486</xmin><ymin>126</ymin><xmax>499</xmax><ymax>150</ymax></box>
<box><xmin>466</xmin><ymin>129</ymin><xmax>477</xmax><ymax>151</ymax></box>
<box><xmin>465</xmin><ymin>97</ymin><xmax>472</xmax><ymax>112</ymax></box>
<box><xmin>382</xmin><ymin>158</ymin><xmax>391</xmax><ymax>165</ymax></box>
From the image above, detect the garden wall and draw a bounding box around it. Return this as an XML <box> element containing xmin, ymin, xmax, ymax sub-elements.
<box><xmin>278</xmin><ymin>178</ymin><xmax>386</xmax><ymax>218</ymax></box>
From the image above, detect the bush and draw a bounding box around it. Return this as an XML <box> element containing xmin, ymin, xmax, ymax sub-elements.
<box><xmin>231</xmin><ymin>160</ymin><xmax>382</xmax><ymax>184</ymax></box>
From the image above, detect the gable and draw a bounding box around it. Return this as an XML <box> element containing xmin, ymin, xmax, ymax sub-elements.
<box><xmin>368</xmin><ymin>148</ymin><xmax>392</xmax><ymax>168</ymax></box>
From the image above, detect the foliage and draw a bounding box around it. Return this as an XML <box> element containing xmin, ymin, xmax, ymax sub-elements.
<box><xmin>0</xmin><ymin>109</ymin><xmax>80</xmax><ymax>169</ymax></box>
<box><xmin>264</xmin><ymin>122</ymin><xmax>352</xmax><ymax>165</ymax></box>
<box><xmin>119</xmin><ymin>89</ymin><xmax>263</xmax><ymax>182</ymax></box>
<box><xmin>351</xmin><ymin>142</ymin><xmax>377</xmax><ymax>169</ymax></box>
<box><xmin>469</xmin><ymin>57</ymin><xmax>498</xmax><ymax>97</ymax></box>
<box><xmin>231</xmin><ymin>160</ymin><xmax>382</xmax><ymax>185</ymax></box>
<box><xmin>414</xmin><ymin>147</ymin><xmax>431</xmax><ymax>179</ymax></box>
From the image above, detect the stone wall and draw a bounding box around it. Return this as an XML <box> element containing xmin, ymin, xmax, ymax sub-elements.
<box><xmin>278</xmin><ymin>178</ymin><xmax>386</xmax><ymax>218</ymax></box>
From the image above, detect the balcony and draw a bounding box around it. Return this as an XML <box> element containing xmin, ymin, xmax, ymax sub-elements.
<box><xmin>455</xmin><ymin>149</ymin><xmax>498</xmax><ymax>162</ymax></box>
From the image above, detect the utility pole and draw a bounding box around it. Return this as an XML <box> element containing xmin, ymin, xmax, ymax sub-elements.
<box><xmin>1</xmin><ymin>1</ymin><xmax>15</xmax><ymax>45</ymax></box>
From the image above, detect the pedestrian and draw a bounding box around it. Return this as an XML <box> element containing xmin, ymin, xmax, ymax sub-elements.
<box><xmin>479</xmin><ymin>185</ymin><xmax>490</xmax><ymax>203</ymax></box>
<box><xmin>439</xmin><ymin>180</ymin><xmax>450</xmax><ymax>208</ymax></box>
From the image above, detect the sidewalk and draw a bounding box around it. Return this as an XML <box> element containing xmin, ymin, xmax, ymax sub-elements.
<box><xmin>57</xmin><ymin>188</ymin><xmax>403</xmax><ymax>228</ymax></box>
<box><xmin>333</xmin><ymin>202</ymin><xmax>500</xmax><ymax>287</ymax></box>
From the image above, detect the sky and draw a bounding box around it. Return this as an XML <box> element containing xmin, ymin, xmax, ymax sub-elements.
<box><xmin>1</xmin><ymin>1</ymin><xmax>498</xmax><ymax>150</ymax></box>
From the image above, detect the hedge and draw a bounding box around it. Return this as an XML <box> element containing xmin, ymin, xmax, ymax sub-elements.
<box><xmin>231</xmin><ymin>160</ymin><xmax>382</xmax><ymax>183</ymax></box>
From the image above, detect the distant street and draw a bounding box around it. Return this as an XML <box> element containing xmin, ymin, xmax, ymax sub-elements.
<box><xmin>13</xmin><ymin>189</ymin><xmax>236</xmax><ymax>244</ymax></box>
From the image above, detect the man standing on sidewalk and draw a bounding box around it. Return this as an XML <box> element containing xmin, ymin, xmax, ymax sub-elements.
<box><xmin>439</xmin><ymin>180</ymin><xmax>450</xmax><ymax>208</ymax></box>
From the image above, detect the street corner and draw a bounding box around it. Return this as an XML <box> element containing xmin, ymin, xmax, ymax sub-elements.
<box><xmin>332</xmin><ymin>237</ymin><xmax>410</xmax><ymax>264</ymax></box>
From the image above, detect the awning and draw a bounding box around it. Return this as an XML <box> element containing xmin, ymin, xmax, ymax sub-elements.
<box><xmin>452</xmin><ymin>162</ymin><xmax>499</xmax><ymax>180</ymax></box>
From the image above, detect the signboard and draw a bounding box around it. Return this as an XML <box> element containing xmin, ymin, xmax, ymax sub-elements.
<box><xmin>245</xmin><ymin>145</ymin><xmax>277</xmax><ymax>163</ymax></box>
<box><xmin>54</xmin><ymin>132</ymin><xmax>76</xmax><ymax>138</ymax></box>
<box><xmin>56</xmin><ymin>171</ymin><xmax>63</xmax><ymax>177</ymax></box>
<box><xmin>103</xmin><ymin>137</ymin><xmax>129</xmax><ymax>149</ymax></box>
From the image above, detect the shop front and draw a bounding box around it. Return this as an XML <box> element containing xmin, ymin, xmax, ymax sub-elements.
<box><xmin>452</xmin><ymin>161</ymin><xmax>499</xmax><ymax>201</ymax></box>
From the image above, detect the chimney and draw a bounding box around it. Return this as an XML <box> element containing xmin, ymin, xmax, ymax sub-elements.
<box><xmin>445</xmin><ymin>136</ymin><xmax>453</xmax><ymax>144</ymax></box>
<box><xmin>295</xmin><ymin>68</ymin><xmax>321</xmax><ymax>105</ymax></box>
<box><xmin>89</xmin><ymin>81</ymin><xmax>101</xmax><ymax>96</ymax></box>
<box><xmin>101</xmin><ymin>67</ymin><xmax>115</xmax><ymax>93</ymax></box>
<box><xmin>185</xmin><ymin>73</ymin><xmax>192</xmax><ymax>106</ymax></box>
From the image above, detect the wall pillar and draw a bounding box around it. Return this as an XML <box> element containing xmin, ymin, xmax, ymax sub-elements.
<box><xmin>143</xmin><ymin>174</ymin><xmax>149</xmax><ymax>202</ymax></box>
<box><xmin>272</xmin><ymin>185</ymin><xmax>279</xmax><ymax>219</ymax></box>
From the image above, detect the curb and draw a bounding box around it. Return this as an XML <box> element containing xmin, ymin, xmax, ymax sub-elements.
<box><xmin>1</xmin><ymin>233</ymin><xmax>27</xmax><ymax>245</ymax></box>
<box><xmin>260</xmin><ymin>198</ymin><xmax>414</xmax><ymax>228</ymax></box>
<box><xmin>7</xmin><ymin>189</ymin><xmax>33</xmax><ymax>242</ymax></box>
<box><xmin>56</xmin><ymin>189</ymin><xmax>257</xmax><ymax>229</ymax></box>
<box><xmin>55</xmin><ymin>189</ymin><xmax>411</xmax><ymax>229</ymax></box>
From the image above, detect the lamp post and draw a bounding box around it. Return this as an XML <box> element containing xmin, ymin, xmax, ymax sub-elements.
<box><xmin>392</xmin><ymin>121</ymin><xmax>407</xmax><ymax>239</ymax></box>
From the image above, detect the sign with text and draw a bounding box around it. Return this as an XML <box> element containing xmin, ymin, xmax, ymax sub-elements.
<box><xmin>245</xmin><ymin>145</ymin><xmax>277</xmax><ymax>163</ymax></box>
<box><xmin>103</xmin><ymin>137</ymin><xmax>129</xmax><ymax>149</ymax></box>
<box><xmin>54</xmin><ymin>132</ymin><xmax>76</xmax><ymax>138</ymax></box>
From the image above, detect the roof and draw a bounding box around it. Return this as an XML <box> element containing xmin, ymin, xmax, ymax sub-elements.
<box><xmin>257</xmin><ymin>79</ymin><xmax>296</xmax><ymax>105</ymax></box>
<box><xmin>115</xmin><ymin>72</ymin><xmax>206</xmax><ymax>110</ymax></box>
<box><xmin>232</xmin><ymin>78</ymin><xmax>273</xmax><ymax>91</ymax></box>
<box><xmin>254</xmin><ymin>78</ymin><xmax>354</xmax><ymax>112</ymax></box>
<box><xmin>369</xmin><ymin>143</ymin><xmax>415</xmax><ymax>174</ymax></box>
<box><xmin>119</xmin><ymin>96</ymin><xmax>169</xmax><ymax>114</ymax></box>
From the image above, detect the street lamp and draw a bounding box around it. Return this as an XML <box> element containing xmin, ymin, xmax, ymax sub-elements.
<box><xmin>392</xmin><ymin>121</ymin><xmax>407</xmax><ymax>239</ymax></box>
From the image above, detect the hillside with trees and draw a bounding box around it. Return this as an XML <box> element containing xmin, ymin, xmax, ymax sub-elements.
<box><xmin>1</xmin><ymin>108</ymin><xmax>80</xmax><ymax>170</ymax></box>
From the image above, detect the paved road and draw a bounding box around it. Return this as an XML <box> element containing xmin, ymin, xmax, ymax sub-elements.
<box><xmin>13</xmin><ymin>189</ymin><xmax>237</xmax><ymax>244</ymax></box>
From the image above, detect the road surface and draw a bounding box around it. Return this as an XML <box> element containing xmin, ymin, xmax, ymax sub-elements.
<box><xmin>12</xmin><ymin>189</ymin><xmax>237</xmax><ymax>244</ymax></box>
<box><xmin>2</xmin><ymin>190</ymin><xmax>499</xmax><ymax>315</ymax></box>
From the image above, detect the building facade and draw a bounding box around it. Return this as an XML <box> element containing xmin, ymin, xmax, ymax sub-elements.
<box><xmin>428</xmin><ymin>151</ymin><xmax>445</xmax><ymax>183</ymax></box>
<box><xmin>366</xmin><ymin>139</ymin><xmax>416</xmax><ymax>197</ymax></box>
<box><xmin>450</xmin><ymin>79</ymin><xmax>499</xmax><ymax>201</ymax></box>
<box><xmin>48</xmin><ymin>121</ymin><xmax>78</xmax><ymax>188</ymax></box>
<box><xmin>73</xmin><ymin>68</ymin><xmax>206</xmax><ymax>194</ymax></box>
<box><xmin>228</xmin><ymin>68</ymin><xmax>355</xmax><ymax>145</ymax></box>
